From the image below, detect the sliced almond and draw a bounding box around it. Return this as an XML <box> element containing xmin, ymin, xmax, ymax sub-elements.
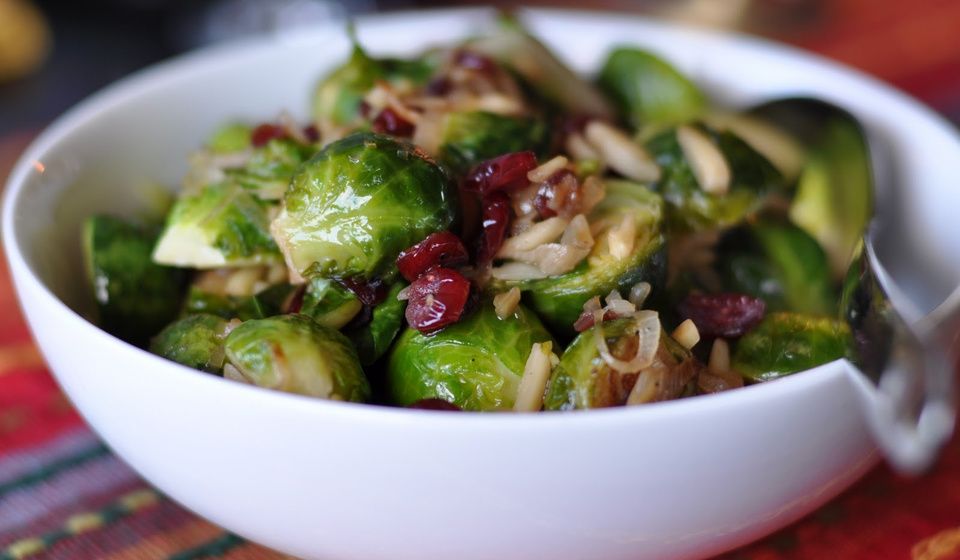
<box><xmin>677</xmin><ymin>125</ymin><xmax>731</xmax><ymax>195</ymax></box>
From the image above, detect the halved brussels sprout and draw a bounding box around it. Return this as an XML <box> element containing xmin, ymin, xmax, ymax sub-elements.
<box><xmin>347</xmin><ymin>282</ymin><xmax>407</xmax><ymax>366</ymax></box>
<box><xmin>598</xmin><ymin>47</ymin><xmax>706</xmax><ymax>128</ymax></box>
<box><xmin>312</xmin><ymin>43</ymin><xmax>436</xmax><ymax>134</ymax></box>
<box><xmin>732</xmin><ymin>312</ymin><xmax>851</xmax><ymax>382</ymax></box>
<box><xmin>299</xmin><ymin>277</ymin><xmax>362</xmax><ymax>329</ymax></box>
<box><xmin>544</xmin><ymin>317</ymin><xmax>700</xmax><ymax>410</ymax></box>
<box><xmin>207</xmin><ymin>122</ymin><xmax>252</xmax><ymax>153</ymax></box>
<box><xmin>227</xmin><ymin>138</ymin><xmax>315</xmax><ymax>200</ymax></box>
<box><xmin>716</xmin><ymin>220</ymin><xmax>835</xmax><ymax>316</ymax></box>
<box><xmin>224</xmin><ymin>314</ymin><xmax>369</xmax><ymax>401</ymax></box>
<box><xmin>150</xmin><ymin>314</ymin><xmax>231</xmax><ymax>373</ymax></box>
<box><xmin>153</xmin><ymin>181</ymin><xmax>281</xmax><ymax>268</ymax></box>
<box><xmin>83</xmin><ymin>215</ymin><xmax>185</xmax><ymax>346</ymax></box>
<box><xmin>465</xmin><ymin>14</ymin><xmax>614</xmax><ymax>119</ymax></box>
<box><xmin>492</xmin><ymin>180</ymin><xmax>665</xmax><ymax>335</ymax></box>
<box><xmin>271</xmin><ymin>132</ymin><xmax>457</xmax><ymax>281</ymax></box>
<box><xmin>439</xmin><ymin>111</ymin><xmax>548</xmax><ymax>173</ymax></box>
<box><xmin>646</xmin><ymin>125</ymin><xmax>784</xmax><ymax>232</ymax></box>
<box><xmin>184</xmin><ymin>283</ymin><xmax>295</xmax><ymax>321</ymax></box>
<box><xmin>386</xmin><ymin>301</ymin><xmax>553</xmax><ymax>411</ymax></box>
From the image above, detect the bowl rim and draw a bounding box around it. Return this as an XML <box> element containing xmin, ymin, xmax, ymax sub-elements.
<box><xmin>1</xmin><ymin>6</ymin><xmax>954</xmax><ymax>426</ymax></box>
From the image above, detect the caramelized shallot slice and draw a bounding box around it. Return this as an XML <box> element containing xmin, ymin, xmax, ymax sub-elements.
<box><xmin>594</xmin><ymin>310</ymin><xmax>661</xmax><ymax>374</ymax></box>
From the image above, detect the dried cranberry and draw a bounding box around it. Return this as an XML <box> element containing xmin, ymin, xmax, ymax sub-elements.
<box><xmin>409</xmin><ymin>398</ymin><xmax>462</xmax><ymax>411</ymax></box>
<box><xmin>397</xmin><ymin>231</ymin><xmax>469</xmax><ymax>282</ymax></box>
<box><xmin>425</xmin><ymin>76</ymin><xmax>452</xmax><ymax>96</ymax></box>
<box><xmin>562</xmin><ymin>115</ymin><xmax>593</xmax><ymax>134</ymax></box>
<box><xmin>405</xmin><ymin>267</ymin><xmax>471</xmax><ymax>333</ymax></box>
<box><xmin>572</xmin><ymin>308</ymin><xmax>625</xmax><ymax>332</ymax></box>
<box><xmin>303</xmin><ymin>124</ymin><xmax>320</xmax><ymax>143</ymax></box>
<box><xmin>286</xmin><ymin>284</ymin><xmax>307</xmax><ymax>314</ymax></box>
<box><xmin>454</xmin><ymin>50</ymin><xmax>497</xmax><ymax>73</ymax></box>
<box><xmin>371</xmin><ymin>108</ymin><xmax>415</xmax><ymax>137</ymax></box>
<box><xmin>358</xmin><ymin>100</ymin><xmax>372</xmax><ymax>118</ymax></box>
<box><xmin>677</xmin><ymin>293</ymin><xmax>766</xmax><ymax>339</ymax></box>
<box><xmin>338</xmin><ymin>277</ymin><xmax>387</xmax><ymax>307</ymax></box>
<box><xmin>462</xmin><ymin>151</ymin><xmax>538</xmax><ymax>195</ymax></box>
<box><xmin>477</xmin><ymin>192</ymin><xmax>511</xmax><ymax>264</ymax></box>
<box><xmin>251</xmin><ymin>123</ymin><xmax>287</xmax><ymax>147</ymax></box>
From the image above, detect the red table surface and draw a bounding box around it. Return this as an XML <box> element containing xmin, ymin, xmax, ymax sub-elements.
<box><xmin>2</xmin><ymin>2</ymin><xmax>960</xmax><ymax>558</ymax></box>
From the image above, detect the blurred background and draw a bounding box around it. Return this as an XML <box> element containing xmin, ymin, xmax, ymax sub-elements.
<box><xmin>2</xmin><ymin>0</ymin><xmax>960</xmax><ymax>139</ymax></box>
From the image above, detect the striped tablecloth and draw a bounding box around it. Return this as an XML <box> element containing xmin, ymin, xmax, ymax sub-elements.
<box><xmin>2</xmin><ymin>2</ymin><xmax>960</xmax><ymax>558</ymax></box>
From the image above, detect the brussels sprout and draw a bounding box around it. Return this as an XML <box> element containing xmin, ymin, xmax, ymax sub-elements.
<box><xmin>347</xmin><ymin>282</ymin><xmax>407</xmax><ymax>366</ymax></box>
<box><xmin>465</xmin><ymin>14</ymin><xmax>614</xmax><ymax>119</ymax></box>
<box><xmin>646</xmin><ymin>125</ymin><xmax>783</xmax><ymax>232</ymax></box>
<box><xmin>227</xmin><ymin>138</ymin><xmax>315</xmax><ymax>200</ymax></box>
<box><xmin>749</xmin><ymin>98</ymin><xmax>872</xmax><ymax>277</ymax></box>
<box><xmin>312</xmin><ymin>42</ymin><xmax>436</xmax><ymax>133</ymax></box>
<box><xmin>598</xmin><ymin>47</ymin><xmax>706</xmax><ymax>128</ymax></box>
<box><xmin>492</xmin><ymin>180</ymin><xmax>665</xmax><ymax>335</ymax></box>
<box><xmin>732</xmin><ymin>312</ymin><xmax>851</xmax><ymax>382</ymax></box>
<box><xmin>439</xmin><ymin>111</ymin><xmax>548</xmax><ymax>173</ymax></box>
<box><xmin>544</xmin><ymin>317</ymin><xmax>700</xmax><ymax>410</ymax></box>
<box><xmin>224</xmin><ymin>314</ymin><xmax>369</xmax><ymax>401</ymax></box>
<box><xmin>150</xmin><ymin>314</ymin><xmax>231</xmax><ymax>373</ymax></box>
<box><xmin>386</xmin><ymin>302</ymin><xmax>553</xmax><ymax>411</ymax></box>
<box><xmin>271</xmin><ymin>132</ymin><xmax>457</xmax><ymax>280</ymax></box>
<box><xmin>153</xmin><ymin>181</ymin><xmax>281</xmax><ymax>268</ymax></box>
<box><xmin>83</xmin><ymin>215</ymin><xmax>185</xmax><ymax>346</ymax></box>
<box><xmin>207</xmin><ymin>123</ymin><xmax>252</xmax><ymax>153</ymax></box>
<box><xmin>184</xmin><ymin>283</ymin><xmax>295</xmax><ymax>321</ymax></box>
<box><xmin>299</xmin><ymin>277</ymin><xmax>362</xmax><ymax>329</ymax></box>
<box><xmin>716</xmin><ymin>220</ymin><xmax>835</xmax><ymax>316</ymax></box>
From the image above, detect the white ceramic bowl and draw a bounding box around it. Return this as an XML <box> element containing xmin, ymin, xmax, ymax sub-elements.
<box><xmin>5</xmin><ymin>8</ymin><xmax>960</xmax><ymax>560</ymax></box>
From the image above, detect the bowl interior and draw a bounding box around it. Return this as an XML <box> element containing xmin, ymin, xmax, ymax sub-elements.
<box><xmin>6</xmin><ymin>7</ymin><xmax>960</xmax><ymax>336</ymax></box>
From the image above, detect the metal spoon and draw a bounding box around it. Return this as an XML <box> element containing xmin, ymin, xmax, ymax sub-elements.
<box><xmin>750</xmin><ymin>97</ymin><xmax>957</xmax><ymax>474</ymax></box>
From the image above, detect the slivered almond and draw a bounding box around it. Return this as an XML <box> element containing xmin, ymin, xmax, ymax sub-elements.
<box><xmin>566</xmin><ymin>132</ymin><xmax>600</xmax><ymax>161</ymax></box>
<box><xmin>672</xmin><ymin>319</ymin><xmax>700</xmax><ymax>350</ymax></box>
<box><xmin>607</xmin><ymin>213</ymin><xmax>636</xmax><ymax>261</ymax></box>
<box><xmin>527</xmin><ymin>155</ymin><xmax>569</xmax><ymax>183</ymax></box>
<box><xmin>493</xmin><ymin>287</ymin><xmax>522</xmax><ymax>320</ymax></box>
<box><xmin>514</xmin><ymin>342</ymin><xmax>555</xmax><ymax>412</ymax></box>
<box><xmin>708</xmin><ymin>338</ymin><xmax>731</xmax><ymax>373</ymax></box>
<box><xmin>497</xmin><ymin>217</ymin><xmax>568</xmax><ymax>258</ymax></box>
<box><xmin>677</xmin><ymin>125</ymin><xmax>731</xmax><ymax>195</ymax></box>
<box><xmin>584</xmin><ymin>120</ymin><xmax>660</xmax><ymax>182</ymax></box>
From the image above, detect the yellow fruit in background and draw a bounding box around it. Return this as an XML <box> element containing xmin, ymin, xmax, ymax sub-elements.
<box><xmin>0</xmin><ymin>0</ymin><xmax>50</xmax><ymax>82</ymax></box>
